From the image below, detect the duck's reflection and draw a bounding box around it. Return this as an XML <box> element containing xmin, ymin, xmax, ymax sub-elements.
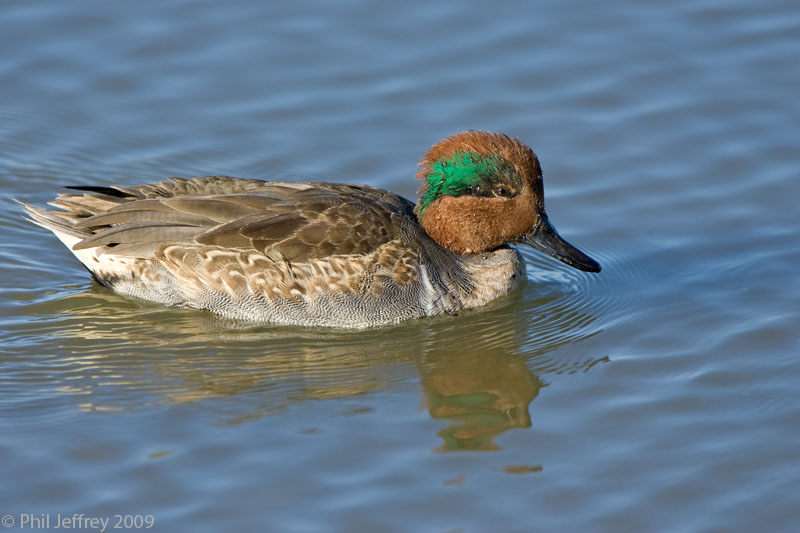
<box><xmin>420</xmin><ymin>349</ymin><xmax>541</xmax><ymax>451</ymax></box>
<box><xmin>30</xmin><ymin>282</ymin><xmax>606</xmax><ymax>451</ymax></box>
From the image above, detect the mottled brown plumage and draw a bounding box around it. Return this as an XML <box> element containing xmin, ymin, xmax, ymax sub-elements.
<box><xmin>21</xmin><ymin>131</ymin><xmax>600</xmax><ymax>327</ymax></box>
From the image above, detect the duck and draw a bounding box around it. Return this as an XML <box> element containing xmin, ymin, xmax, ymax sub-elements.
<box><xmin>21</xmin><ymin>131</ymin><xmax>600</xmax><ymax>328</ymax></box>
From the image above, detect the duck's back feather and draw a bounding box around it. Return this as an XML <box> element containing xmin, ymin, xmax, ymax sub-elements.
<box><xmin>52</xmin><ymin>176</ymin><xmax>417</xmax><ymax>263</ymax></box>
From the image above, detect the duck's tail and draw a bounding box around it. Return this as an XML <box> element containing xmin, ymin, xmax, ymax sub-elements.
<box><xmin>18</xmin><ymin>200</ymin><xmax>90</xmax><ymax>247</ymax></box>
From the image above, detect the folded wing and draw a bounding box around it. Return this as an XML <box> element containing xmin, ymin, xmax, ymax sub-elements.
<box><xmin>34</xmin><ymin>176</ymin><xmax>416</xmax><ymax>262</ymax></box>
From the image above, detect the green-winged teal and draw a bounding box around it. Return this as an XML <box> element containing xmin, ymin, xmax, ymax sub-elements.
<box><xmin>21</xmin><ymin>131</ymin><xmax>600</xmax><ymax>327</ymax></box>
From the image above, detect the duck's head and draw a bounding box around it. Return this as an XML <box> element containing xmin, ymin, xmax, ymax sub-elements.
<box><xmin>415</xmin><ymin>131</ymin><xmax>601</xmax><ymax>273</ymax></box>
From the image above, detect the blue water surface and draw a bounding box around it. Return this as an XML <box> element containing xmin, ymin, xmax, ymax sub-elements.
<box><xmin>1</xmin><ymin>0</ymin><xmax>799</xmax><ymax>531</ymax></box>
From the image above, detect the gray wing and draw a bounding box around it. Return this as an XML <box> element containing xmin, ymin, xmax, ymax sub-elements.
<box><xmin>40</xmin><ymin>176</ymin><xmax>417</xmax><ymax>261</ymax></box>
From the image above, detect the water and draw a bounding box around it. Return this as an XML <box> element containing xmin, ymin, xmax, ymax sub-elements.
<box><xmin>1</xmin><ymin>0</ymin><xmax>799</xmax><ymax>530</ymax></box>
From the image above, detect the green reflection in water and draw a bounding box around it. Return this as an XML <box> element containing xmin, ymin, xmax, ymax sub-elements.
<box><xmin>420</xmin><ymin>351</ymin><xmax>541</xmax><ymax>452</ymax></box>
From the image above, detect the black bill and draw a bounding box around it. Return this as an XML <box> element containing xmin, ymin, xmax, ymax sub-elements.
<box><xmin>518</xmin><ymin>214</ymin><xmax>601</xmax><ymax>273</ymax></box>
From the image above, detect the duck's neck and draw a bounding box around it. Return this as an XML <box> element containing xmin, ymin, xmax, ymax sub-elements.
<box><xmin>454</xmin><ymin>247</ymin><xmax>526</xmax><ymax>309</ymax></box>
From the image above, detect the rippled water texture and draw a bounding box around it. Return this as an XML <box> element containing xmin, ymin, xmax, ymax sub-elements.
<box><xmin>1</xmin><ymin>0</ymin><xmax>799</xmax><ymax>531</ymax></box>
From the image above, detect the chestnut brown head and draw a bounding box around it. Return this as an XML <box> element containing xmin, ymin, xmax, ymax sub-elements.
<box><xmin>415</xmin><ymin>131</ymin><xmax>600</xmax><ymax>272</ymax></box>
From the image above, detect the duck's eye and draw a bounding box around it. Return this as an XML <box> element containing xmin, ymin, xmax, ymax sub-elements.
<box><xmin>494</xmin><ymin>185</ymin><xmax>512</xmax><ymax>197</ymax></box>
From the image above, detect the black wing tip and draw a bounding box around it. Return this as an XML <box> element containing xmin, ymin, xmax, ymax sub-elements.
<box><xmin>64</xmin><ymin>185</ymin><xmax>134</xmax><ymax>198</ymax></box>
